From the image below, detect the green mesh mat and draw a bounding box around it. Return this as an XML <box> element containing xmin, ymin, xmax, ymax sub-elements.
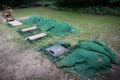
<box><xmin>39</xmin><ymin>40</ymin><xmax>120</xmax><ymax>80</ymax></box>
<box><xmin>37</xmin><ymin>19</ymin><xmax>57</xmax><ymax>31</ymax></box>
<box><xmin>22</xmin><ymin>15</ymin><xmax>44</xmax><ymax>25</ymax></box>
<box><xmin>21</xmin><ymin>15</ymin><xmax>76</xmax><ymax>36</ymax></box>
<box><xmin>46</xmin><ymin>21</ymin><xmax>76</xmax><ymax>36</ymax></box>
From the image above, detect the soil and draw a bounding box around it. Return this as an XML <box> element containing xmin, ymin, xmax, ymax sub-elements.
<box><xmin>0</xmin><ymin>22</ymin><xmax>71</xmax><ymax>80</ymax></box>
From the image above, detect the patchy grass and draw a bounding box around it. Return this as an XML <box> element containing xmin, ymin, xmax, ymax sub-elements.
<box><xmin>11</xmin><ymin>7</ymin><xmax>120</xmax><ymax>53</ymax></box>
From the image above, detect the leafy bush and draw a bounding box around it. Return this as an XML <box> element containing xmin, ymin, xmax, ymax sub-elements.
<box><xmin>0</xmin><ymin>0</ymin><xmax>41</xmax><ymax>9</ymax></box>
<box><xmin>79</xmin><ymin>7</ymin><xmax>120</xmax><ymax>15</ymax></box>
<box><xmin>54</xmin><ymin>0</ymin><xmax>120</xmax><ymax>8</ymax></box>
<box><xmin>53</xmin><ymin>0</ymin><xmax>120</xmax><ymax>15</ymax></box>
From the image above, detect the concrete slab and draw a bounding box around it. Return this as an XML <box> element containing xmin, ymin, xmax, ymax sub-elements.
<box><xmin>27</xmin><ymin>33</ymin><xmax>47</xmax><ymax>41</ymax></box>
<box><xmin>21</xmin><ymin>26</ymin><xmax>37</xmax><ymax>32</ymax></box>
<box><xmin>46</xmin><ymin>45</ymin><xmax>68</xmax><ymax>57</ymax></box>
<box><xmin>8</xmin><ymin>20</ymin><xmax>23</xmax><ymax>26</ymax></box>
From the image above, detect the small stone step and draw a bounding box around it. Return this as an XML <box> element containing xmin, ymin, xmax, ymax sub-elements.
<box><xmin>8</xmin><ymin>20</ymin><xmax>23</xmax><ymax>26</ymax></box>
<box><xmin>27</xmin><ymin>33</ymin><xmax>47</xmax><ymax>41</ymax></box>
<box><xmin>21</xmin><ymin>26</ymin><xmax>37</xmax><ymax>32</ymax></box>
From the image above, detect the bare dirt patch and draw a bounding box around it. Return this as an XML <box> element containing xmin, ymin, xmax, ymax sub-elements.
<box><xmin>0</xmin><ymin>24</ymin><xmax>70</xmax><ymax>80</ymax></box>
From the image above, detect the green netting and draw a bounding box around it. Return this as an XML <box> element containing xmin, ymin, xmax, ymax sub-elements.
<box><xmin>46</xmin><ymin>21</ymin><xmax>76</xmax><ymax>36</ymax></box>
<box><xmin>22</xmin><ymin>15</ymin><xmax>44</xmax><ymax>24</ymax></box>
<box><xmin>22</xmin><ymin>16</ymin><xmax>76</xmax><ymax>36</ymax></box>
<box><xmin>39</xmin><ymin>40</ymin><xmax>120</xmax><ymax>80</ymax></box>
<box><xmin>37</xmin><ymin>19</ymin><xmax>57</xmax><ymax>31</ymax></box>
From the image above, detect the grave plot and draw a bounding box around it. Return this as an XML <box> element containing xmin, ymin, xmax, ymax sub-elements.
<box><xmin>16</xmin><ymin>15</ymin><xmax>76</xmax><ymax>43</ymax></box>
<box><xmin>39</xmin><ymin>40</ymin><xmax>120</xmax><ymax>80</ymax></box>
<box><xmin>22</xmin><ymin>16</ymin><xmax>76</xmax><ymax>36</ymax></box>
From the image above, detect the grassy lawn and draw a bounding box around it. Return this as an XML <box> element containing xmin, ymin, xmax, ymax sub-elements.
<box><xmin>10</xmin><ymin>7</ymin><xmax>120</xmax><ymax>53</ymax></box>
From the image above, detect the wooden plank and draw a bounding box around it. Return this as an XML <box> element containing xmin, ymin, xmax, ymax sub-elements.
<box><xmin>27</xmin><ymin>33</ymin><xmax>47</xmax><ymax>41</ymax></box>
<box><xmin>21</xmin><ymin>26</ymin><xmax>37</xmax><ymax>32</ymax></box>
<box><xmin>8</xmin><ymin>20</ymin><xmax>23</xmax><ymax>26</ymax></box>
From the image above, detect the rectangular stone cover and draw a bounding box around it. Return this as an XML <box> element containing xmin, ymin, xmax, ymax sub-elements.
<box><xmin>46</xmin><ymin>44</ymin><xmax>68</xmax><ymax>57</ymax></box>
<box><xmin>21</xmin><ymin>26</ymin><xmax>37</xmax><ymax>32</ymax></box>
<box><xmin>8</xmin><ymin>20</ymin><xmax>23</xmax><ymax>26</ymax></box>
<box><xmin>27</xmin><ymin>33</ymin><xmax>47</xmax><ymax>40</ymax></box>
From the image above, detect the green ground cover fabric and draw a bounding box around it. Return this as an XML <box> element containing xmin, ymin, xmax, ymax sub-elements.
<box><xmin>39</xmin><ymin>40</ymin><xmax>120</xmax><ymax>80</ymax></box>
<box><xmin>21</xmin><ymin>15</ymin><xmax>76</xmax><ymax>36</ymax></box>
<box><xmin>22</xmin><ymin>15</ymin><xmax>44</xmax><ymax>24</ymax></box>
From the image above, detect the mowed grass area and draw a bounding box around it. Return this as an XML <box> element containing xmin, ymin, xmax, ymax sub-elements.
<box><xmin>10</xmin><ymin>7</ymin><xmax>120</xmax><ymax>53</ymax></box>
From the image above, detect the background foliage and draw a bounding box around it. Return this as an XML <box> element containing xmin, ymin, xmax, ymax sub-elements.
<box><xmin>54</xmin><ymin>0</ymin><xmax>120</xmax><ymax>15</ymax></box>
<box><xmin>0</xmin><ymin>0</ymin><xmax>40</xmax><ymax>9</ymax></box>
<box><xmin>55</xmin><ymin>0</ymin><xmax>120</xmax><ymax>7</ymax></box>
<box><xmin>0</xmin><ymin>0</ymin><xmax>120</xmax><ymax>15</ymax></box>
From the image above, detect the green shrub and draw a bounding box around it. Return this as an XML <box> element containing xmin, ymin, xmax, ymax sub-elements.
<box><xmin>79</xmin><ymin>7</ymin><xmax>120</xmax><ymax>15</ymax></box>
